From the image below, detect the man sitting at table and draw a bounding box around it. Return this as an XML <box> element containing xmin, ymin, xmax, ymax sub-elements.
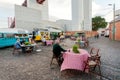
<box><xmin>53</xmin><ymin>40</ymin><xmax>66</xmax><ymax>66</ymax></box>
<box><xmin>13</xmin><ymin>39</ymin><xmax>22</xmax><ymax>54</ymax></box>
<box><xmin>42</xmin><ymin>36</ymin><xmax>46</xmax><ymax>46</ymax></box>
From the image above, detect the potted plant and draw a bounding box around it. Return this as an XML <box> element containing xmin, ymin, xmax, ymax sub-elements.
<box><xmin>72</xmin><ymin>44</ymin><xmax>80</xmax><ymax>53</ymax></box>
<box><xmin>24</xmin><ymin>42</ymin><xmax>31</xmax><ymax>45</ymax></box>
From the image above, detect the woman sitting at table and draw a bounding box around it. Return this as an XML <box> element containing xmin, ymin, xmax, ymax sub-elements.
<box><xmin>53</xmin><ymin>40</ymin><xmax>66</xmax><ymax>66</ymax></box>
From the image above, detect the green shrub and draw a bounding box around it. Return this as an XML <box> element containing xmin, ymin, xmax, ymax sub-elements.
<box><xmin>72</xmin><ymin>44</ymin><xmax>80</xmax><ymax>53</ymax></box>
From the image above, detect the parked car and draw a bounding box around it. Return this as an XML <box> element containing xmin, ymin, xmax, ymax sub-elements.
<box><xmin>104</xmin><ymin>29</ymin><xmax>109</xmax><ymax>37</ymax></box>
<box><xmin>101</xmin><ymin>31</ymin><xmax>105</xmax><ymax>36</ymax></box>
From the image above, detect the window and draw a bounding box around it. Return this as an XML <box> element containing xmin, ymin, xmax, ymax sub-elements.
<box><xmin>0</xmin><ymin>33</ymin><xmax>3</xmax><ymax>38</ymax></box>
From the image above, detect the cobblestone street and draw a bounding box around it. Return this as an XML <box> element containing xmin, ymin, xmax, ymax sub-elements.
<box><xmin>0</xmin><ymin>37</ymin><xmax>120</xmax><ymax>80</ymax></box>
<box><xmin>88</xmin><ymin>37</ymin><xmax>120</xmax><ymax>80</ymax></box>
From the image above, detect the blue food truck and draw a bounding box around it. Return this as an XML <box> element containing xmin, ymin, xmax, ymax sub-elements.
<box><xmin>0</xmin><ymin>28</ymin><xmax>29</xmax><ymax>48</ymax></box>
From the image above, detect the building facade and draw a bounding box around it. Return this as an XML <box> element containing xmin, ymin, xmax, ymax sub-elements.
<box><xmin>71</xmin><ymin>0</ymin><xmax>92</xmax><ymax>31</ymax></box>
<box><xmin>15</xmin><ymin>0</ymin><xmax>56</xmax><ymax>32</ymax></box>
<box><xmin>109</xmin><ymin>16</ymin><xmax>120</xmax><ymax>41</ymax></box>
<box><xmin>56</xmin><ymin>0</ymin><xmax>92</xmax><ymax>31</ymax></box>
<box><xmin>14</xmin><ymin>0</ymin><xmax>92</xmax><ymax>32</ymax></box>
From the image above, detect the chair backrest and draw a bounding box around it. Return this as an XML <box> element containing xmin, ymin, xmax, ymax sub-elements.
<box><xmin>84</xmin><ymin>56</ymin><xmax>102</xmax><ymax>79</ymax></box>
<box><xmin>90</xmin><ymin>48</ymin><xmax>99</xmax><ymax>56</ymax></box>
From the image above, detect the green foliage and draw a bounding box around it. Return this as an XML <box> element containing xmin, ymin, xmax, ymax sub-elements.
<box><xmin>78</xmin><ymin>39</ymin><xmax>80</xmax><ymax>42</ymax></box>
<box><xmin>92</xmin><ymin>16</ymin><xmax>107</xmax><ymax>31</ymax></box>
<box><xmin>72</xmin><ymin>44</ymin><xmax>80</xmax><ymax>53</ymax></box>
<box><xmin>24</xmin><ymin>42</ymin><xmax>31</xmax><ymax>45</ymax></box>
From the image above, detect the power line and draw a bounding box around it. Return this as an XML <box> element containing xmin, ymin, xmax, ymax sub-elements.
<box><xmin>93</xmin><ymin>7</ymin><xmax>112</xmax><ymax>11</ymax></box>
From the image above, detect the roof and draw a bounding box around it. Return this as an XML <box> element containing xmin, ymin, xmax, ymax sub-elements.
<box><xmin>115</xmin><ymin>16</ymin><xmax>120</xmax><ymax>21</ymax></box>
<box><xmin>48</xmin><ymin>28</ymin><xmax>61</xmax><ymax>32</ymax></box>
<box><xmin>0</xmin><ymin>28</ymin><xmax>29</xmax><ymax>34</ymax></box>
<box><xmin>110</xmin><ymin>16</ymin><xmax>120</xmax><ymax>23</ymax></box>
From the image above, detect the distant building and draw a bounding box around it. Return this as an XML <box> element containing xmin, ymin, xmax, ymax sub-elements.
<box><xmin>11</xmin><ymin>0</ymin><xmax>92</xmax><ymax>32</ymax></box>
<box><xmin>109</xmin><ymin>15</ymin><xmax>120</xmax><ymax>40</ymax></box>
<box><xmin>56</xmin><ymin>0</ymin><xmax>92</xmax><ymax>31</ymax></box>
<box><xmin>71</xmin><ymin>0</ymin><xmax>92</xmax><ymax>31</ymax></box>
<box><xmin>11</xmin><ymin>0</ymin><xmax>61</xmax><ymax>32</ymax></box>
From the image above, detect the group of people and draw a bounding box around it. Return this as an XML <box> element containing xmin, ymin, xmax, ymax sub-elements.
<box><xmin>76</xmin><ymin>35</ymin><xmax>89</xmax><ymax>48</ymax></box>
<box><xmin>14</xmin><ymin>33</ymin><xmax>65</xmax><ymax>65</ymax></box>
<box><xmin>13</xmin><ymin>36</ymin><xmax>37</xmax><ymax>54</ymax></box>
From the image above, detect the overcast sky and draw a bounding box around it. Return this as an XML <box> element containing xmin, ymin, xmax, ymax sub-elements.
<box><xmin>0</xmin><ymin>0</ymin><xmax>120</xmax><ymax>27</ymax></box>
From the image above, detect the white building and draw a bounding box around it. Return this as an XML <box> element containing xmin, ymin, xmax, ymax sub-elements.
<box><xmin>56</xmin><ymin>0</ymin><xmax>92</xmax><ymax>31</ymax></box>
<box><xmin>71</xmin><ymin>0</ymin><xmax>92</xmax><ymax>31</ymax></box>
<box><xmin>15</xmin><ymin>0</ymin><xmax>61</xmax><ymax>32</ymax></box>
<box><xmin>15</xmin><ymin>0</ymin><xmax>92</xmax><ymax>32</ymax></box>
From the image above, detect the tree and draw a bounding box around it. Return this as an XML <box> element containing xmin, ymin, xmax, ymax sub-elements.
<box><xmin>92</xmin><ymin>16</ymin><xmax>107</xmax><ymax>31</ymax></box>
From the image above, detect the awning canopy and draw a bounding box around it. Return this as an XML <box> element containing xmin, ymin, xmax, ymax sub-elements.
<box><xmin>0</xmin><ymin>28</ymin><xmax>29</xmax><ymax>34</ymax></box>
<box><xmin>48</xmin><ymin>28</ymin><xmax>61</xmax><ymax>32</ymax></box>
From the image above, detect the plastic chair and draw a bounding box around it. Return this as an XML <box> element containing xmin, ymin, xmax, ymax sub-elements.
<box><xmin>90</xmin><ymin>48</ymin><xmax>99</xmax><ymax>56</ymax></box>
<box><xmin>12</xmin><ymin>45</ymin><xmax>22</xmax><ymax>55</ymax></box>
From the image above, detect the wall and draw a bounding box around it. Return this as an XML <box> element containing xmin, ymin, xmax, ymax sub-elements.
<box><xmin>71</xmin><ymin>0</ymin><xmax>84</xmax><ymax>31</ymax></box>
<box><xmin>15</xmin><ymin>5</ymin><xmax>61</xmax><ymax>32</ymax></box>
<box><xmin>56</xmin><ymin>19</ymin><xmax>72</xmax><ymax>31</ymax></box>
<box><xmin>115</xmin><ymin>21</ymin><xmax>120</xmax><ymax>40</ymax></box>
<box><xmin>71</xmin><ymin>0</ymin><xmax>92</xmax><ymax>31</ymax></box>
<box><xmin>27</xmin><ymin>0</ymin><xmax>48</xmax><ymax>20</ymax></box>
<box><xmin>15</xmin><ymin>5</ymin><xmax>42</xmax><ymax>31</ymax></box>
<box><xmin>109</xmin><ymin>21</ymin><xmax>120</xmax><ymax>41</ymax></box>
<box><xmin>83</xmin><ymin>0</ymin><xmax>92</xmax><ymax>31</ymax></box>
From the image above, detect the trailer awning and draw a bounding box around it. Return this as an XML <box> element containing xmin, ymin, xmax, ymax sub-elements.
<box><xmin>48</xmin><ymin>28</ymin><xmax>61</xmax><ymax>32</ymax></box>
<box><xmin>0</xmin><ymin>28</ymin><xmax>29</xmax><ymax>34</ymax></box>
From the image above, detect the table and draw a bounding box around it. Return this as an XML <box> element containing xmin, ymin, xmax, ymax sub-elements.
<box><xmin>46</xmin><ymin>40</ymin><xmax>53</xmax><ymax>46</ymax></box>
<box><xmin>21</xmin><ymin>44</ymin><xmax>35</xmax><ymax>53</ymax></box>
<box><xmin>61</xmin><ymin>49</ymin><xmax>90</xmax><ymax>71</ymax></box>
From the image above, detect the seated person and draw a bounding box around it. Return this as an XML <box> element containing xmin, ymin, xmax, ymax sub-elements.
<box><xmin>30</xmin><ymin>38</ymin><xmax>36</xmax><ymax>44</ymax></box>
<box><xmin>45</xmin><ymin>35</ymin><xmax>49</xmax><ymax>40</ymax></box>
<box><xmin>81</xmin><ymin>35</ymin><xmax>89</xmax><ymax>47</ymax></box>
<box><xmin>42</xmin><ymin>36</ymin><xmax>46</xmax><ymax>46</ymax></box>
<box><xmin>80</xmin><ymin>36</ymin><xmax>87</xmax><ymax>48</ymax></box>
<box><xmin>53</xmin><ymin>40</ymin><xmax>66</xmax><ymax>66</ymax></box>
<box><xmin>60</xmin><ymin>35</ymin><xmax>64</xmax><ymax>42</ymax></box>
<box><xmin>15</xmin><ymin>39</ymin><xmax>22</xmax><ymax>49</ymax></box>
<box><xmin>84</xmin><ymin>37</ymin><xmax>89</xmax><ymax>47</ymax></box>
<box><xmin>13</xmin><ymin>39</ymin><xmax>22</xmax><ymax>54</ymax></box>
<box><xmin>31</xmin><ymin>38</ymin><xmax>38</xmax><ymax>51</ymax></box>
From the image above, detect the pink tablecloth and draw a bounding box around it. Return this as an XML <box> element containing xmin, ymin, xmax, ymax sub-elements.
<box><xmin>46</xmin><ymin>40</ymin><xmax>53</xmax><ymax>46</ymax></box>
<box><xmin>61</xmin><ymin>49</ymin><xmax>90</xmax><ymax>71</ymax></box>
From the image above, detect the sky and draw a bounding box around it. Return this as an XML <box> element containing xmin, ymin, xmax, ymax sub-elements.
<box><xmin>0</xmin><ymin>0</ymin><xmax>120</xmax><ymax>28</ymax></box>
<box><xmin>93</xmin><ymin>0</ymin><xmax>120</xmax><ymax>16</ymax></box>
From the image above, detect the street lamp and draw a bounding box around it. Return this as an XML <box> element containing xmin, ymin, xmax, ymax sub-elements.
<box><xmin>108</xmin><ymin>3</ymin><xmax>116</xmax><ymax>40</ymax></box>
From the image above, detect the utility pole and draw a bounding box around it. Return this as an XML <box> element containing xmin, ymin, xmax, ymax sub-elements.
<box><xmin>109</xmin><ymin>3</ymin><xmax>116</xmax><ymax>40</ymax></box>
<box><xmin>113</xmin><ymin>3</ymin><xmax>115</xmax><ymax>40</ymax></box>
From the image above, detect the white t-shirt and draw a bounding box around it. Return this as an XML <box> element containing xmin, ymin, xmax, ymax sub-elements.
<box><xmin>42</xmin><ymin>38</ymin><xmax>46</xmax><ymax>42</ymax></box>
